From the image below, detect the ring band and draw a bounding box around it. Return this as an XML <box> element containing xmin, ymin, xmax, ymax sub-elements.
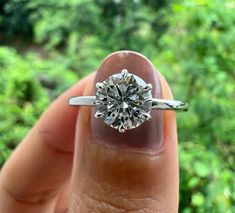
<box><xmin>69</xmin><ymin>69</ymin><xmax>188</xmax><ymax>132</ymax></box>
<box><xmin>69</xmin><ymin>96</ymin><xmax>188</xmax><ymax>111</ymax></box>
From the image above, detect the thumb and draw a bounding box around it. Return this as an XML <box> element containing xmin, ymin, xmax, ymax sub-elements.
<box><xmin>70</xmin><ymin>51</ymin><xmax>179</xmax><ymax>213</ymax></box>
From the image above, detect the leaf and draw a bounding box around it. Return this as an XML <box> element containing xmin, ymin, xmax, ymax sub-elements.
<box><xmin>192</xmin><ymin>192</ymin><xmax>205</xmax><ymax>206</ymax></box>
<box><xmin>194</xmin><ymin>161</ymin><xmax>210</xmax><ymax>177</ymax></box>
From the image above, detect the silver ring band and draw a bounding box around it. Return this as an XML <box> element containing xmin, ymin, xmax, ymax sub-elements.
<box><xmin>69</xmin><ymin>96</ymin><xmax>188</xmax><ymax>111</ymax></box>
<box><xmin>68</xmin><ymin>69</ymin><xmax>188</xmax><ymax>132</ymax></box>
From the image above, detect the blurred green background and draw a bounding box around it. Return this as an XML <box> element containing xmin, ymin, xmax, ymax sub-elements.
<box><xmin>0</xmin><ymin>0</ymin><xmax>234</xmax><ymax>212</ymax></box>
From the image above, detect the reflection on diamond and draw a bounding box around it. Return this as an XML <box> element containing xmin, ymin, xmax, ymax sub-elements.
<box><xmin>95</xmin><ymin>69</ymin><xmax>152</xmax><ymax>132</ymax></box>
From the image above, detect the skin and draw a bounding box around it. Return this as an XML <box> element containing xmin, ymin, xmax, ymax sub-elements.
<box><xmin>0</xmin><ymin>52</ymin><xmax>178</xmax><ymax>213</ymax></box>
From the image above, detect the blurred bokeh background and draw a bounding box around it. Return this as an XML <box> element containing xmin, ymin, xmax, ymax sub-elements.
<box><xmin>0</xmin><ymin>0</ymin><xmax>234</xmax><ymax>212</ymax></box>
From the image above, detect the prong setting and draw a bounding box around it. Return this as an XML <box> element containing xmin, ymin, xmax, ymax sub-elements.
<box><xmin>142</xmin><ymin>113</ymin><xmax>151</xmax><ymax>121</ymax></box>
<box><xmin>95</xmin><ymin>69</ymin><xmax>152</xmax><ymax>132</ymax></box>
<box><xmin>143</xmin><ymin>83</ymin><xmax>152</xmax><ymax>92</ymax></box>
<box><xmin>118</xmin><ymin>125</ymin><xmax>126</xmax><ymax>133</ymax></box>
<box><xmin>95</xmin><ymin>111</ymin><xmax>103</xmax><ymax>118</ymax></box>
<box><xmin>121</xmin><ymin>69</ymin><xmax>129</xmax><ymax>77</ymax></box>
<box><xmin>96</xmin><ymin>82</ymin><xmax>105</xmax><ymax>91</ymax></box>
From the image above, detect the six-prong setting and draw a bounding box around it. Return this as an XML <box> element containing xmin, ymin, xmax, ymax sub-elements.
<box><xmin>95</xmin><ymin>69</ymin><xmax>153</xmax><ymax>133</ymax></box>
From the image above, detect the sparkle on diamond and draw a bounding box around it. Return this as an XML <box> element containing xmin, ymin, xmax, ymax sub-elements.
<box><xmin>95</xmin><ymin>69</ymin><xmax>152</xmax><ymax>132</ymax></box>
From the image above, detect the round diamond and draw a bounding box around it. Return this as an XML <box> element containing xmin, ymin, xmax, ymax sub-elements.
<box><xmin>95</xmin><ymin>69</ymin><xmax>152</xmax><ymax>132</ymax></box>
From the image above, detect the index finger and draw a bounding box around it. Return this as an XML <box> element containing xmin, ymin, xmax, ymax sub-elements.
<box><xmin>0</xmin><ymin>73</ymin><xmax>95</xmax><ymax>213</ymax></box>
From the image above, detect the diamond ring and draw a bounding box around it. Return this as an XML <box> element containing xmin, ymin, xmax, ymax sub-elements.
<box><xmin>69</xmin><ymin>69</ymin><xmax>188</xmax><ymax>133</ymax></box>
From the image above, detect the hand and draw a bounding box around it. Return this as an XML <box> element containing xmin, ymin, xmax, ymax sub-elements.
<box><xmin>0</xmin><ymin>51</ymin><xmax>179</xmax><ymax>213</ymax></box>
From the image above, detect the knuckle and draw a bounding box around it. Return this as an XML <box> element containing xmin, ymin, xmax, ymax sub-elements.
<box><xmin>1</xmin><ymin>180</ymin><xmax>58</xmax><ymax>204</ymax></box>
<box><xmin>70</xmin><ymin>180</ymin><xmax>167</xmax><ymax>213</ymax></box>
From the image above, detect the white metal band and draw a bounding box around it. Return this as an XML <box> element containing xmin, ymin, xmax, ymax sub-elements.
<box><xmin>69</xmin><ymin>96</ymin><xmax>188</xmax><ymax>111</ymax></box>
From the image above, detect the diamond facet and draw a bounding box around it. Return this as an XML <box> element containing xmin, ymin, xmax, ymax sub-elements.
<box><xmin>95</xmin><ymin>69</ymin><xmax>152</xmax><ymax>132</ymax></box>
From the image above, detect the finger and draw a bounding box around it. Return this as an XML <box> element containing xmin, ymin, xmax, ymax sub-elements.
<box><xmin>0</xmin><ymin>73</ymin><xmax>95</xmax><ymax>213</ymax></box>
<box><xmin>54</xmin><ymin>181</ymin><xmax>71</xmax><ymax>213</ymax></box>
<box><xmin>70</xmin><ymin>51</ymin><xmax>178</xmax><ymax>213</ymax></box>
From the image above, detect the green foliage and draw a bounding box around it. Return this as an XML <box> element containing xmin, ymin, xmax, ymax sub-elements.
<box><xmin>0</xmin><ymin>47</ymin><xmax>78</xmax><ymax>166</ymax></box>
<box><xmin>0</xmin><ymin>0</ymin><xmax>33</xmax><ymax>40</ymax></box>
<box><xmin>0</xmin><ymin>0</ymin><xmax>234</xmax><ymax>212</ymax></box>
<box><xmin>179</xmin><ymin>143</ymin><xmax>234</xmax><ymax>212</ymax></box>
<box><xmin>156</xmin><ymin>1</ymin><xmax>235</xmax><ymax>211</ymax></box>
<box><xmin>158</xmin><ymin>0</ymin><xmax>235</xmax><ymax>145</ymax></box>
<box><xmin>28</xmin><ymin>0</ymin><xmax>101</xmax><ymax>49</ymax></box>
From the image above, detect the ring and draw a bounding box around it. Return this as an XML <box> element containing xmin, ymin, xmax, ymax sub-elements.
<box><xmin>69</xmin><ymin>69</ymin><xmax>188</xmax><ymax>133</ymax></box>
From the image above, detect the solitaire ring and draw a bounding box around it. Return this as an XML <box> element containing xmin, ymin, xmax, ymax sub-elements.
<box><xmin>69</xmin><ymin>69</ymin><xmax>188</xmax><ymax>133</ymax></box>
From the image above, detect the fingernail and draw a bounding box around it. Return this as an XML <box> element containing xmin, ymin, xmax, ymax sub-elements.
<box><xmin>91</xmin><ymin>51</ymin><xmax>163</xmax><ymax>151</ymax></box>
